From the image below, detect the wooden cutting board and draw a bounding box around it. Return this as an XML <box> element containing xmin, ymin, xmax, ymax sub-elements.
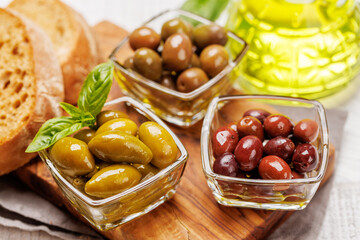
<box><xmin>15</xmin><ymin>21</ymin><xmax>336</xmax><ymax>240</ymax></box>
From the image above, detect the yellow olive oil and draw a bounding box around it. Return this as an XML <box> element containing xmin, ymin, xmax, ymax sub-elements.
<box><xmin>227</xmin><ymin>0</ymin><xmax>360</xmax><ymax>98</ymax></box>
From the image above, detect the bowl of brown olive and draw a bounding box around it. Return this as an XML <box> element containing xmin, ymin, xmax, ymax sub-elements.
<box><xmin>201</xmin><ymin>95</ymin><xmax>329</xmax><ymax>210</ymax></box>
<box><xmin>38</xmin><ymin>96</ymin><xmax>188</xmax><ymax>231</ymax></box>
<box><xmin>110</xmin><ymin>9</ymin><xmax>248</xmax><ymax>127</ymax></box>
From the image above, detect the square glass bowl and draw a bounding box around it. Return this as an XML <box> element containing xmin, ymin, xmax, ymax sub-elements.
<box><xmin>201</xmin><ymin>95</ymin><xmax>329</xmax><ymax>210</ymax></box>
<box><xmin>109</xmin><ymin>9</ymin><xmax>248</xmax><ymax>127</ymax></box>
<box><xmin>38</xmin><ymin>96</ymin><xmax>188</xmax><ymax>231</ymax></box>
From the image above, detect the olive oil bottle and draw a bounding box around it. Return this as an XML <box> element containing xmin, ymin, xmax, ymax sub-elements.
<box><xmin>227</xmin><ymin>0</ymin><xmax>360</xmax><ymax>98</ymax></box>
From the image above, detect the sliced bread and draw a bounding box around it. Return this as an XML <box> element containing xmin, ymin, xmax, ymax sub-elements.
<box><xmin>8</xmin><ymin>0</ymin><xmax>100</xmax><ymax>104</ymax></box>
<box><xmin>0</xmin><ymin>9</ymin><xmax>64</xmax><ymax>175</ymax></box>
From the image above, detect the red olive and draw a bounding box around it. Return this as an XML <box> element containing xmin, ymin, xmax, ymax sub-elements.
<box><xmin>226</xmin><ymin>121</ymin><xmax>237</xmax><ymax>132</ymax></box>
<box><xmin>264</xmin><ymin>115</ymin><xmax>293</xmax><ymax>138</ymax></box>
<box><xmin>292</xmin><ymin>143</ymin><xmax>319</xmax><ymax>173</ymax></box>
<box><xmin>213</xmin><ymin>153</ymin><xmax>239</xmax><ymax>177</ymax></box>
<box><xmin>212</xmin><ymin>126</ymin><xmax>238</xmax><ymax>158</ymax></box>
<box><xmin>291</xmin><ymin>170</ymin><xmax>305</xmax><ymax>179</ymax></box>
<box><xmin>264</xmin><ymin>136</ymin><xmax>295</xmax><ymax>161</ymax></box>
<box><xmin>234</xmin><ymin>136</ymin><xmax>263</xmax><ymax>172</ymax></box>
<box><xmin>243</xmin><ymin>109</ymin><xmax>270</xmax><ymax>123</ymax></box>
<box><xmin>258</xmin><ymin>155</ymin><xmax>291</xmax><ymax>180</ymax></box>
<box><xmin>236</xmin><ymin>116</ymin><xmax>264</xmax><ymax>141</ymax></box>
<box><xmin>294</xmin><ymin>119</ymin><xmax>319</xmax><ymax>143</ymax></box>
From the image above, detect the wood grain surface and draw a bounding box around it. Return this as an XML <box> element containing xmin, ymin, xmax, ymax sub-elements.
<box><xmin>15</xmin><ymin>21</ymin><xmax>336</xmax><ymax>240</ymax></box>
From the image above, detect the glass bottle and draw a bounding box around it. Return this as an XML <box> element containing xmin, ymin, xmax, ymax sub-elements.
<box><xmin>227</xmin><ymin>0</ymin><xmax>360</xmax><ymax>99</ymax></box>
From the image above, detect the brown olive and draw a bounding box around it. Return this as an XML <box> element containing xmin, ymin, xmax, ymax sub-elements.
<box><xmin>234</xmin><ymin>136</ymin><xmax>263</xmax><ymax>172</ymax></box>
<box><xmin>129</xmin><ymin>26</ymin><xmax>160</xmax><ymax>50</ymax></box>
<box><xmin>162</xmin><ymin>33</ymin><xmax>192</xmax><ymax>72</ymax></box>
<box><xmin>159</xmin><ymin>74</ymin><xmax>176</xmax><ymax>90</ymax></box>
<box><xmin>264</xmin><ymin>115</ymin><xmax>293</xmax><ymax>138</ymax></box>
<box><xmin>264</xmin><ymin>137</ymin><xmax>295</xmax><ymax>161</ymax></box>
<box><xmin>258</xmin><ymin>155</ymin><xmax>291</xmax><ymax>180</ymax></box>
<box><xmin>123</xmin><ymin>56</ymin><xmax>134</xmax><ymax>70</ymax></box>
<box><xmin>213</xmin><ymin>153</ymin><xmax>239</xmax><ymax>177</ymax></box>
<box><xmin>177</xmin><ymin>67</ymin><xmax>209</xmax><ymax>93</ymax></box>
<box><xmin>193</xmin><ymin>23</ymin><xmax>227</xmax><ymax>49</ymax></box>
<box><xmin>243</xmin><ymin>109</ymin><xmax>271</xmax><ymax>123</ymax></box>
<box><xmin>212</xmin><ymin>126</ymin><xmax>238</xmax><ymax>158</ymax></box>
<box><xmin>292</xmin><ymin>143</ymin><xmax>318</xmax><ymax>173</ymax></box>
<box><xmin>73</xmin><ymin>129</ymin><xmax>96</xmax><ymax>144</ymax></box>
<box><xmin>161</xmin><ymin>18</ymin><xmax>192</xmax><ymax>41</ymax></box>
<box><xmin>96</xmin><ymin>110</ymin><xmax>129</xmax><ymax>127</ymax></box>
<box><xmin>200</xmin><ymin>44</ymin><xmax>229</xmax><ymax>78</ymax></box>
<box><xmin>190</xmin><ymin>54</ymin><xmax>201</xmax><ymax>68</ymax></box>
<box><xmin>236</xmin><ymin>116</ymin><xmax>264</xmax><ymax>140</ymax></box>
<box><xmin>133</xmin><ymin>47</ymin><xmax>162</xmax><ymax>81</ymax></box>
<box><xmin>294</xmin><ymin>119</ymin><xmax>319</xmax><ymax>143</ymax></box>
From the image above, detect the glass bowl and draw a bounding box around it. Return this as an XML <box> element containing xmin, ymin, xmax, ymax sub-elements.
<box><xmin>201</xmin><ymin>95</ymin><xmax>329</xmax><ymax>210</ymax></box>
<box><xmin>38</xmin><ymin>96</ymin><xmax>188</xmax><ymax>231</ymax></box>
<box><xmin>109</xmin><ymin>9</ymin><xmax>248</xmax><ymax>127</ymax></box>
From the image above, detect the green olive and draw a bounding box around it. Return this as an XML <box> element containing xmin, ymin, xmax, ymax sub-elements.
<box><xmin>193</xmin><ymin>23</ymin><xmax>227</xmax><ymax>49</ymax></box>
<box><xmin>133</xmin><ymin>47</ymin><xmax>162</xmax><ymax>81</ymax></box>
<box><xmin>97</xmin><ymin>161</ymin><xmax>112</xmax><ymax>170</ymax></box>
<box><xmin>73</xmin><ymin>129</ymin><xmax>96</xmax><ymax>144</ymax></box>
<box><xmin>85</xmin><ymin>165</ymin><xmax>100</xmax><ymax>178</ymax></box>
<box><xmin>138</xmin><ymin>122</ymin><xmax>178</xmax><ymax>169</ymax></box>
<box><xmin>85</xmin><ymin>165</ymin><xmax>141</xmax><ymax>198</ymax></box>
<box><xmin>96</xmin><ymin>110</ymin><xmax>129</xmax><ymax>127</ymax></box>
<box><xmin>161</xmin><ymin>18</ymin><xmax>192</xmax><ymax>41</ymax></box>
<box><xmin>96</xmin><ymin>118</ymin><xmax>138</xmax><ymax>136</ymax></box>
<box><xmin>162</xmin><ymin>33</ymin><xmax>192</xmax><ymax>72</ymax></box>
<box><xmin>72</xmin><ymin>177</ymin><xmax>87</xmax><ymax>190</ymax></box>
<box><xmin>50</xmin><ymin>137</ymin><xmax>95</xmax><ymax>177</ymax></box>
<box><xmin>177</xmin><ymin>67</ymin><xmax>209</xmax><ymax>93</ymax></box>
<box><xmin>129</xmin><ymin>26</ymin><xmax>161</xmax><ymax>50</ymax></box>
<box><xmin>131</xmin><ymin>163</ymin><xmax>159</xmax><ymax>177</ymax></box>
<box><xmin>88</xmin><ymin>130</ymin><xmax>153</xmax><ymax>164</ymax></box>
<box><xmin>200</xmin><ymin>44</ymin><xmax>229</xmax><ymax>77</ymax></box>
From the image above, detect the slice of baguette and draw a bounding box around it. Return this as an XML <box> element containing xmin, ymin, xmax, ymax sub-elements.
<box><xmin>0</xmin><ymin>9</ymin><xmax>64</xmax><ymax>175</ymax></box>
<box><xmin>8</xmin><ymin>0</ymin><xmax>100</xmax><ymax>104</ymax></box>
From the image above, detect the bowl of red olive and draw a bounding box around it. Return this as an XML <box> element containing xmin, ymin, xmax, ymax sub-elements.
<box><xmin>110</xmin><ymin>9</ymin><xmax>248</xmax><ymax>127</ymax></box>
<box><xmin>201</xmin><ymin>95</ymin><xmax>329</xmax><ymax>210</ymax></box>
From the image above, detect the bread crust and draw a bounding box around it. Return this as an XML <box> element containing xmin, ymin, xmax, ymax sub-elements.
<box><xmin>8</xmin><ymin>0</ymin><xmax>100</xmax><ymax>105</ymax></box>
<box><xmin>0</xmin><ymin>9</ymin><xmax>64</xmax><ymax>175</ymax></box>
<box><xmin>61</xmin><ymin>6</ymin><xmax>100</xmax><ymax>104</ymax></box>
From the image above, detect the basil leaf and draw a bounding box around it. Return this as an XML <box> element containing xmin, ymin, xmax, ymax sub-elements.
<box><xmin>60</xmin><ymin>102</ymin><xmax>96</xmax><ymax>124</ymax></box>
<box><xmin>26</xmin><ymin>117</ymin><xmax>84</xmax><ymax>153</ymax></box>
<box><xmin>181</xmin><ymin>0</ymin><xmax>229</xmax><ymax>21</ymax></box>
<box><xmin>60</xmin><ymin>102</ymin><xmax>83</xmax><ymax>118</ymax></box>
<box><xmin>77</xmin><ymin>61</ymin><xmax>114</xmax><ymax>117</ymax></box>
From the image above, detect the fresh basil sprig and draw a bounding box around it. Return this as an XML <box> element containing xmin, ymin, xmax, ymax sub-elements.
<box><xmin>26</xmin><ymin>61</ymin><xmax>114</xmax><ymax>153</ymax></box>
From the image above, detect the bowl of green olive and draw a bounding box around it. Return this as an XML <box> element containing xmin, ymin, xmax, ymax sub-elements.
<box><xmin>38</xmin><ymin>96</ymin><xmax>188</xmax><ymax>231</ymax></box>
<box><xmin>110</xmin><ymin>9</ymin><xmax>248</xmax><ymax>127</ymax></box>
